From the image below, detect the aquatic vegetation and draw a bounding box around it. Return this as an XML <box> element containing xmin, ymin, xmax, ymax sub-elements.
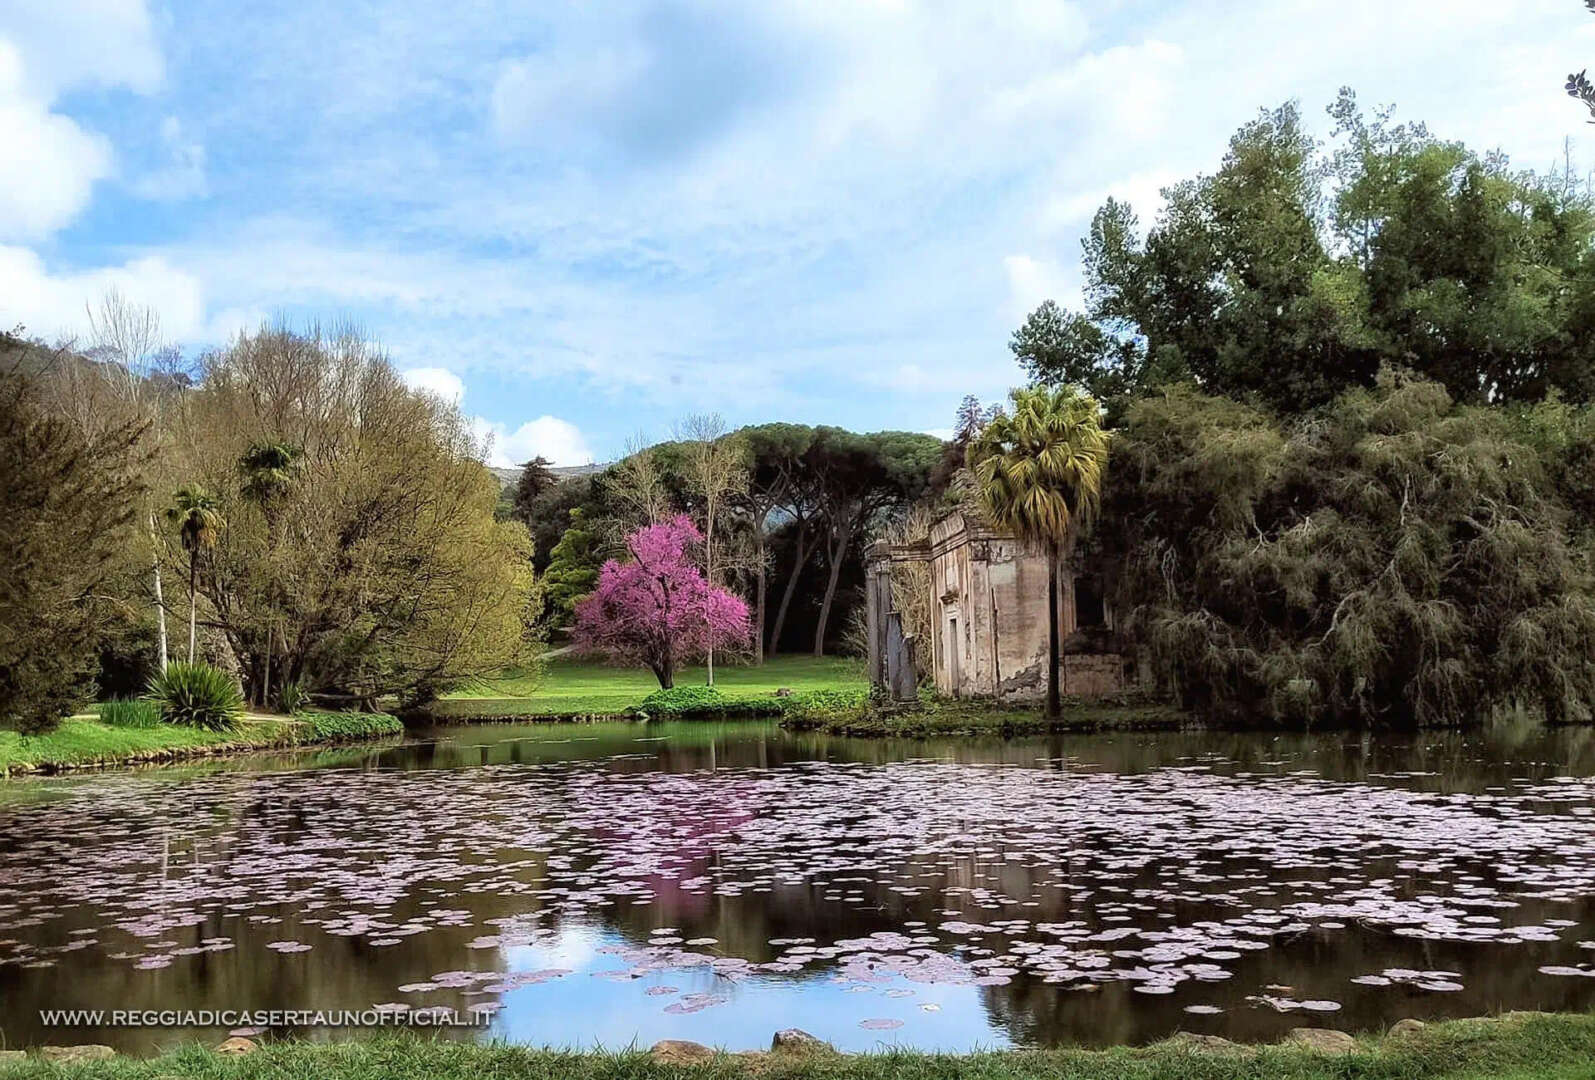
<box><xmin>5</xmin><ymin>731</ymin><xmax>1595</xmax><ymax>1049</ymax></box>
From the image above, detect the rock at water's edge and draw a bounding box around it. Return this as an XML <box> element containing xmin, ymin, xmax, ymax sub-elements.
<box><xmin>649</xmin><ymin>1040</ymin><xmax>714</xmax><ymax>1064</ymax></box>
<box><xmin>1288</xmin><ymin>1028</ymin><xmax>1356</xmax><ymax>1053</ymax></box>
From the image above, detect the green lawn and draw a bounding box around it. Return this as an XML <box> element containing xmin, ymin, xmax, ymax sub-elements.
<box><xmin>432</xmin><ymin>655</ymin><xmax>866</xmax><ymax>718</ymax></box>
<box><xmin>6</xmin><ymin>1012</ymin><xmax>1595</xmax><ymax>1078</ymax></box>
<box><xmin>0</xmin><ymin>711</ymin><xmax>402</xmax><ymax>777</ymax></box>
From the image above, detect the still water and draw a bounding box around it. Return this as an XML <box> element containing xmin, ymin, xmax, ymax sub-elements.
<box><xmin>6</xmin><ymin>718</ymin><xmax>1595</xmax><ymax>1053</ymax></box>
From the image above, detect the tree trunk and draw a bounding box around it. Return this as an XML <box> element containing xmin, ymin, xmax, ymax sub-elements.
<box><xmin>263</xmin><ymin>624</ymin><xmax>274</xmax><ymax>710</ymax></box>
<box><xmin>753</xmin><ymin>534</ymin><xmax>767</xmax><ymax>666</ymax></box>
<box><xmin>187</xmin><ymin>553</ymin><xmax>198</xmax><ymax>664</ymax></box>
<box><xmin>1046</xmin><ymin>544</ymin><xmax>1061</xmax><ymax>721</ymax></box>
<box><xmin>149</xmin><ymin>514</ymin><xmax>168</xmax><ymax>672</ymax></box>
<box><xmin>768</xmin><ymin>524</ymin><xmax>811</xmax><ymax>657</ymax></box>
<box><xmin>813</xmin><ymin>528</ymin><xmax>850</xmax><ymax>657</ymax></box>
<box><xmin>705</xmin><ymin>495</ymin><xmax>715</xmax><ymax>687</ymax></box>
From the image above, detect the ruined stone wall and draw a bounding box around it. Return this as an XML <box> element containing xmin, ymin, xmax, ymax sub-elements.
<box><xmin>901</xmin><ymin>511</ymin><xmax>1134</xmax><ymax>703</ymax></box>
<box><xmin>930</xmin><ymin>514</ymin><xmax>1077</xmax><ymax>699</ymax></box>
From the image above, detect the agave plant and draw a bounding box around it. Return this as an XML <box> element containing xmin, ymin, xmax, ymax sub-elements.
<box><xmin>146</xmin><ymin>662</ymin><xmax>244</xmax><ymax>731</ymax></box>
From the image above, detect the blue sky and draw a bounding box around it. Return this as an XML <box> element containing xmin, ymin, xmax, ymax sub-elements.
<box><xmin>3</xmin><ymin>0</ymin><xmax>1594</xmax><ymax>465</ymax></box>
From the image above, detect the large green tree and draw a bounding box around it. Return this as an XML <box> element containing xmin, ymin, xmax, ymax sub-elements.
<box><xmin>511</xmin><ymin>457</ymin><xmax>558</xmax><ymax>527</ymax></box>
<box><xmin>0</xmin><ymin>356</ymin><xmax>147</xmax><ymax>732</ymax></box>
<box><xmin>172</xmin><ymin>328</ymin><xmax>537</xmax><ymax>708</ymax></box>
<box><xmin>1019</xmin><ymin>93</ymin><xmax>1595</xmax><ymax>415</ymax></box>
<box><xmin>804</xmin><ymin>428</ymin><xmax>942</xmax><ymax>655</ymax></box>
<box><xmin>542</xmin><ymin>508</ymin><xmax>601</xmax><ymax>631</ymax></box>
<box><xmin>1105</xmin><ymin>372</ymin><xmax>1595</xmax><ymax>726</ymax></box>
<box><xmin>735</xmin><ymin>422</ymin><xmax>820</xmax><ymax>661</ymax></box>
<box><xmin>966</xmin><ymin>385</ymin><xmax>1109</xmax><ymax>720</ymax></box>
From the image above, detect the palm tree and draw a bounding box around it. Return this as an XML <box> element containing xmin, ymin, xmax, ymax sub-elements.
<box><xmin>166</xmin><ymin>485</ymin><xmax>225</xmax><ymax>664</ymax></box>
<box><xmin>239</xmin><ymin>442</ymin><xmax>299</xmax><ymax>706</ymax></box>
<box><xmin>239</xmin><ymin>441</ymin><xmax>299</xmax><ymax>505</ymax></box>
<box><xmin>966</xmin><ymin>385</ymin><xmax>1109</xmax><ymax>720</ymax></box>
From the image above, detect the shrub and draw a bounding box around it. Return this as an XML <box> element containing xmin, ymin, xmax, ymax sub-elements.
<box><xmin>146</xmin><ymin>662</ymin><xmax>245</xmax><ymax>731</ymax></box>
<box><xmin>294</xmin><ymin>710</ymin><xmax>403</xmax><ymax>740</ymax></box>
<box><xmin>278</xmin><ymin>680</ymin><xmax>311</xmax><ymax>714</ymax></box>
<box><xmin>635</xmin><ymin>685</ymin><xmax>869</xmax><ymax>720</ymax></box>
<box><xmin>636</xmin><ymin>685</ymin><xmax>733</xmax><ymax>717</ymax></box>
<box><xmin>98</xmin><ymin>698</ymin><xmax>162</xmax><ymax>728</ymax></box>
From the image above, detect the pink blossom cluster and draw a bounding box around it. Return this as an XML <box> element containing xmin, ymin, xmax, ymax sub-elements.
<box><xmin>573</xmin><ymin>515</ymin><xmax>749</xmax><ymax>686</ymax></box>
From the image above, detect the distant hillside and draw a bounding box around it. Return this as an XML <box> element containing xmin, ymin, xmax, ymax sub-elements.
<box><xmin>489</xmin><ymin>462</ymin><xmax>607</xmax><ymax>490</ymax></box>
<box><xmin>1</xmin><ymin>331</ymin><xmax>76</xmax><ymax>376</ymax></box>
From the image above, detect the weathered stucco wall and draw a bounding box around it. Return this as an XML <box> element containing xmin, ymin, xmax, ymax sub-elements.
<box><xmin>923</xmin><ymin>512</ymin><xmax>1123</xmax><ymax>702</ymax></box>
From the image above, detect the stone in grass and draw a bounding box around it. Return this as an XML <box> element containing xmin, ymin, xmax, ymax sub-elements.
<box><xmin>214</xmin><ymin>1037</ymin><xmax>258</xmax><ymax>1055</ymax></box>
<box><xmin>1165</xmin><ymin>1032</ymin><xmax>1241</xmax><ymax>1051</ymax></box>
<box><xmin>1388</xmin><ymin>1019</ymin><xmax>1427</xmax><ymax>1038</ymax></box>
<box><xmin>1288</xmin><ymin>1028</ymin><xmax>1357</xmax><ymax>1053</ymax></box>
<box><xmin>38</xmin><ymin>1045</ymin><xmax>116</xmax><ymax>1063</ymax></box>
<box><xmin>771</xmin><ymin>1029</ymin><xmax>833</xmax><ymax>1054</ymax></box>
<box><xmin>0</xmin><ymin>1051</ymin><xmax>24</xmax><ymax>1063</ymax></box>
<box><xmin>650</xmin><ymin>1040</ymin><xmax>715</xmax><ymax>1065</ymax></box>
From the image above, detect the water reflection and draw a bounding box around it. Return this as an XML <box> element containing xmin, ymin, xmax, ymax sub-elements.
<box><xmin>4</xmin><ymin>718</ymin><xmax>1595</xmax><ymax>1052</ymax></box>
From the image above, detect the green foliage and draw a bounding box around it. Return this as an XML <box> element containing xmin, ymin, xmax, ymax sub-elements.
<box><xmin>967</xmin><ymin>385</ymin><xmax>1110</xmax><ymax>548</ymax></box>
<box><xmin>1021</xmin><ymin>93</ymin><xmax>1595</xmax><ymax>416</ymax></box>
<box><xmin>0</xmin><ymin>358</ymin><xmax>147</xmax><ymax>734</ymax></box>
<box><xmin>98</xmin><ymin>697</ymin><xmax>161</xmax><ymax>728</ymax></box>
<box><xmin>543</xmin><ymin>508</ymin><xmax>602</xmax><ymax>629</ymax></box>
<box><xmin>636</xmin><ymin>685</ymin><xmax>731</xmax><ymax>716</ymax></box>
<box><xmin>781</xmin><ymin>692</ymin><xmax>1181</xmax><ymax>738</ymax></box>
<box><xmin>278</xmin><ymin>679</ymin><xmax>310</xmax><ymax>713</ymax></box>
<box><xmin>635</xmin><ymin>684</ymin><xmax>868</xmax><ymax>720</ymax></box>
<box><xmin>968</xmin><ymin>384</ymin><xmax>1110</xmax><ymax>718</ymax></box>
<box><xmin>238</xmin><ymin>441</ymin><xmax>300</xmax><ymax>504</ymax></box>
<box><xmin>145</xmin><ymin>662</ymin><xmax>245</xmax><ymax>731</ymax></box>
<box><xmin>510</xmin><ymin>456</ymin><xmax>557</xmax><ymax>526</ymax></box>
<box><xmin>176</xmin><ymin>328</ymin><xmax>539</xmax><ymax>707</ymax></box>
<box><xmin>292</xmin><ymin>709</ymin><xmax>403</xmax><ymax>740</ymax></box>
<box><xmin>165</xmin><ymin>484</ymin><xmax>224</xmax><ymax>555</ymax></box>
<box><xmin>1106</xmin><ymin>372</ymin><xmax>1595</xmax><ymax>727</ymax></box>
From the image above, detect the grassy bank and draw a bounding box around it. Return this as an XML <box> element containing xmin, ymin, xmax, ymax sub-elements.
<box><xmin>4</xmin><ymin>1012</ymin><xmax>1594</xmax><ymax>1079</ymax></box>
<box><xmin>779</xmin><ymin>693</ymin><xmax>1186</xmax><ymax>738</ymax></box>
<box><xmin>426</xmin><ymin>656</ymin><xmax>867</xmax><ymax>721</ymax></box>
<box><xmin>0</xmin><ymin>710</ymin><xmax>403</xmax><ymax>777</ymax></box>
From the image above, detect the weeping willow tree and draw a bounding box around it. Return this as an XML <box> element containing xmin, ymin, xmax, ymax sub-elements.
<box><xmin>1107</xmin><ymin>371</ymin><xmax>1595</xmax><ymax>727</ymax></box>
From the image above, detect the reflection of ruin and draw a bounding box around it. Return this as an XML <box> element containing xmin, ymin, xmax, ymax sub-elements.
<box><xmin>866</xmin><ymin>510</ymin><xmax>1135</xmax><ymax>702</ymax></box>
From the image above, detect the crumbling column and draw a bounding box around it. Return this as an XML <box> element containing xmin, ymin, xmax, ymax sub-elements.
<box><xmin>864</xmin><ymin>542</ymin><xmax>918</xmax><ymax>705</ymax></box>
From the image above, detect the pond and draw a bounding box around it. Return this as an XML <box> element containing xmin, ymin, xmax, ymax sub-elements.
<box><xmin>6</xmin><ymin>718</ymin><xmax>1595</xmax><ymax>1053</ymax></box>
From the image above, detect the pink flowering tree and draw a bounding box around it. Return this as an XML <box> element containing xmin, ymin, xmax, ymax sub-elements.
<box><xmin>573</xmin><ymin>514</ymin><xmax>750</xmax><ymax>688</ymax></box>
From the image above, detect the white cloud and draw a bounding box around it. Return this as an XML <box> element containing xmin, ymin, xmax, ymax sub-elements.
<box><xmin>0</xmin><ymin>42</ymin><xmax>113</xmax><ymax>240</ymax></box>
<box><xmin>1044</xmin><ymin>169</ymin><xmax>1182</xmax><ymax>231</ymax></box>
<box><xmin>1002</xmin><ymin>254</ymin><xmax>1075</xmax><ymax>323</ymax></box>
<box><xmin>477</xmin><ymin>414</ymin><xmax>595</xmax><ymax>468</ymax></box>
<box><xmin>400</xmin><ymin>365</ymin><xmax>465</xmax><ymax>403</ymax></box>
<box><xmin>2</xmin><ymin>0</ymin><xmax>161</xmax><ymax>100</ymax></box>
<box><xmin>0</xmin><ymin>244</ymin><xmax>205</xmax><ymax>342</ymax></box>
<box><xmin>0</xmin><ymin>0</ymin><xmax>165</xmax><ymax>238</ymax></box>
<box><xmin>402</xmin><ymin>364</ymin><xmax>591</xmax><ymax>467</ymax></box>
<box><xmin>8</xmin><ymin>0</ymin><xmax>1592</xmax><ymax>454</ymax></box>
